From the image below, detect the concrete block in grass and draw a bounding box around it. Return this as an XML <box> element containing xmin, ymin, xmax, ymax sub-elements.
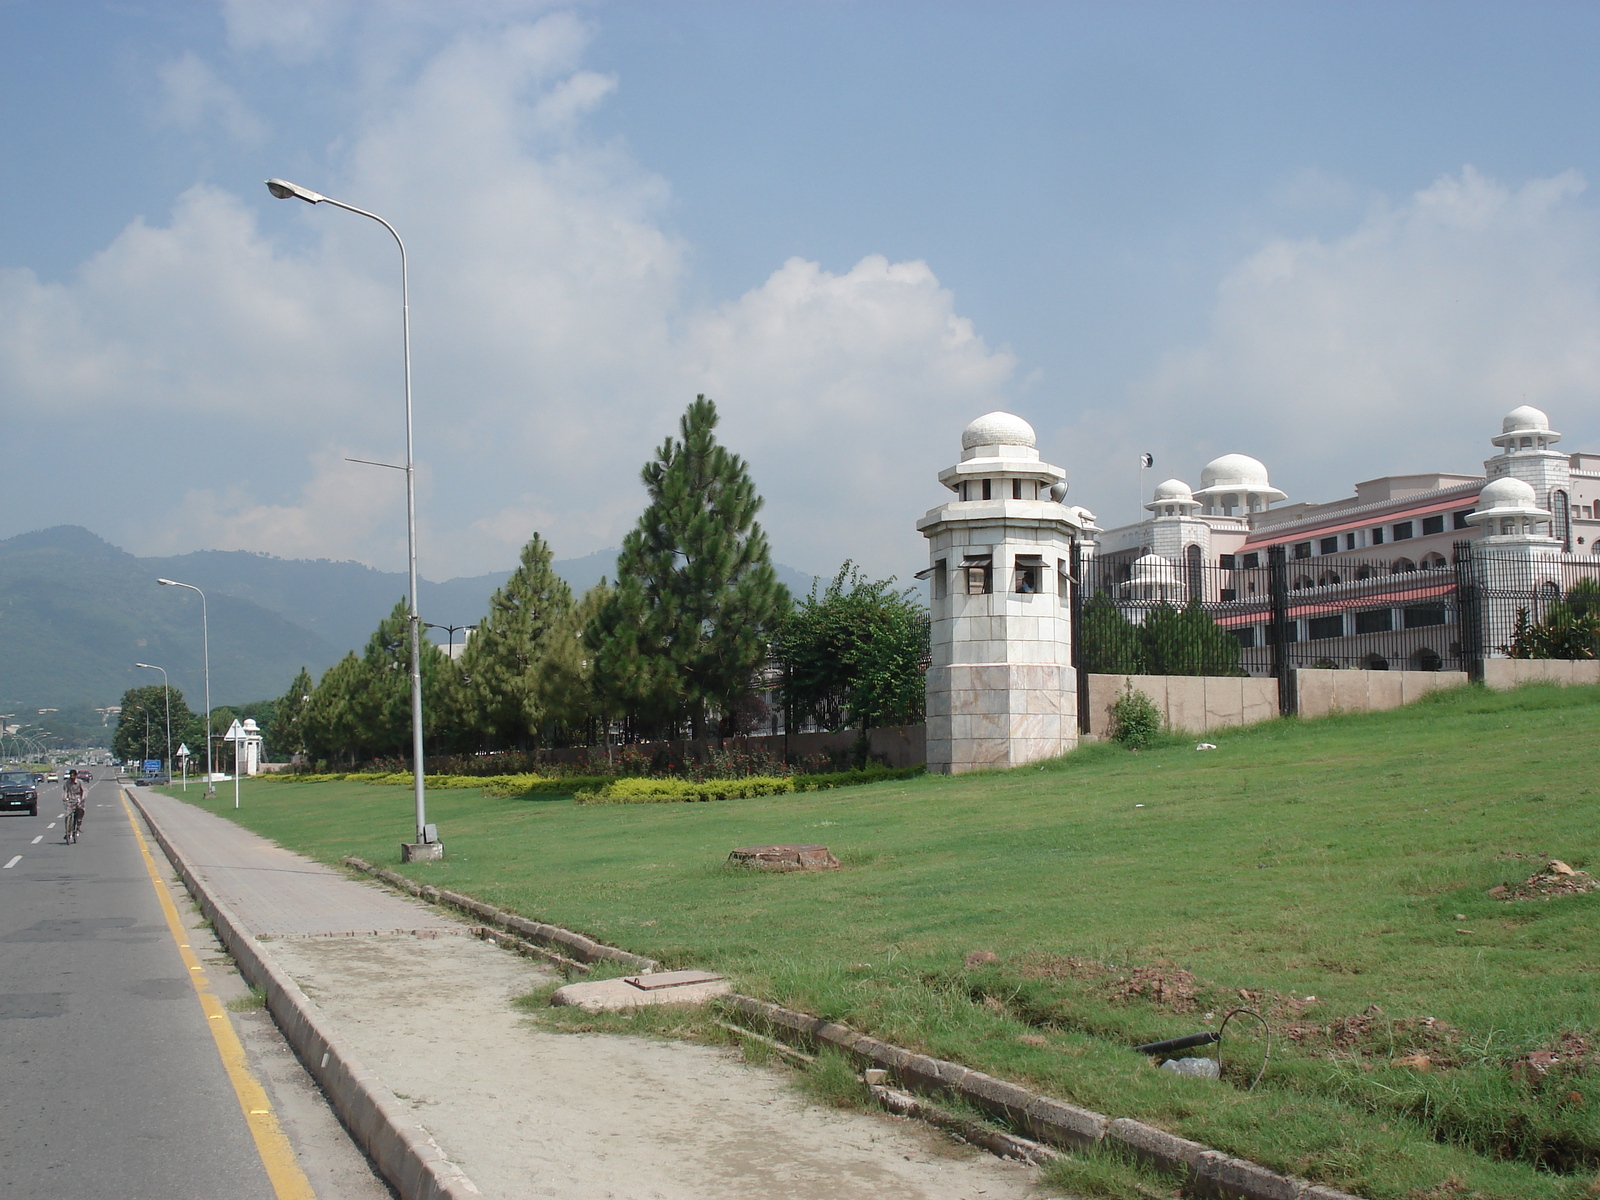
<box><xmin>1020</xmin><ymin>1095</ymin><xmax>1108</xmax><ymax>1149</ymax></box>
<box><xmin>1191</xmin><ymin>1151</ymin><xmax>1305</xmax><ymax>1199</ymax></box>
<box><xmin>1107</xmin><ymin>1117</ymin><xmax>1213</xmax><ymax>1175</ymax></box>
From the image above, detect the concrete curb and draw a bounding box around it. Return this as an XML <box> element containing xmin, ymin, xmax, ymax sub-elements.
<box><xmin>126</xmin><ymin>791</ymin><xmax>482</xmax><ymax>1200</ymax></box>
<box><xmin>347</xmin><ymin>858</ymin><xmax>1368</xmax><ymax>1200</ymax></box>
<box><xmin>720</xmin><ymin>994</ymin><xmax>1368</xmax><ymax>1200</ymax></box>
<box><xmin>343</xmin><ymin>856</ymin><xmax>660</xmax><ymax>974</ymax></box>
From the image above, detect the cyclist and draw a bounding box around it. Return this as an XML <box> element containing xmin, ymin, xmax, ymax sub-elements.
<box><xmin>63</xmin><ymin>769</ymin><xmax>86</xmax><ymax>843</ymax></box>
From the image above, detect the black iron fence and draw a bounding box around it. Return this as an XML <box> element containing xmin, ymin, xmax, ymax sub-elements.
<box><xmin>1075</xmin><ymin>540</ymin><xmax>1600</xmax><ymax>706</ymax></box>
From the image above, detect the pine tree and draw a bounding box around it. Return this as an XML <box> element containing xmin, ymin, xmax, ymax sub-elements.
<box><xmin>459</xmin><ymin>534</ymin><xmax>575</xmax><ymax>749</ymax></box>
<box><xmin>268</xmin><ymin>668</ymin><xmax>316</xmax><ymax>762</ymax></box>
<box><xmin>302</xmin><ymin>653</ymin><xmax>367</xmax><ymax>766</ymax></box>
<box><xmin>590</xmin><ymin>396</ymin><xmax>790</xmax><ymax>737</ymax></box>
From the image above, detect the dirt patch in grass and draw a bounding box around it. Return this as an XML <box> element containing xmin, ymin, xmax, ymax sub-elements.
<box><xmin>1490</xmin><ymin>860</ymin><xmax>1600</xmax><ymax>901</ymax></box>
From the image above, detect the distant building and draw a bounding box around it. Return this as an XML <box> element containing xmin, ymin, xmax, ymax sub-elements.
<box><xmin>1091</xmin><ymin>405</ymin><xmax>1599</xmax><ymax>669</ymax></box>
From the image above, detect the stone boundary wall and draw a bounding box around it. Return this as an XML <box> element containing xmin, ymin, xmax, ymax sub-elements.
<box><xmin>1293</xmin><ymin>669</ymin><xmax>1468</xmax><ymax>719</ymax></box>
<box><xmin>1483</xmin><ymin>658</ymin><xmax>1600</xmax><ymax>690</ymax></box>
<box><xmin>1086</xmin><ymin>674</ymin><xmax>1279</xmax><ymax>738</ymax></box>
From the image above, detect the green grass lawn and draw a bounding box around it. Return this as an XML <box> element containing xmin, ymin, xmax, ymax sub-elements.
<box><xmin>161</xmin><ymin>683</ymin><xmax>1600</xmax><ymax>1199</ymax></box>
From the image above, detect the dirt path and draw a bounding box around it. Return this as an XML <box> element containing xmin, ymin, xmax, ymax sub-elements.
<box><xmin>266</xmin><ymin>930</ymin><xmax>1051</xmax><ymax>1200</ymax></box>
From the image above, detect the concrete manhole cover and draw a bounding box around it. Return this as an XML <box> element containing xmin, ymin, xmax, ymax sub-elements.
<box><xmin>726</xmin><ymin>844</ymin><xmax>840</xmax><ymax>871</ymax></box>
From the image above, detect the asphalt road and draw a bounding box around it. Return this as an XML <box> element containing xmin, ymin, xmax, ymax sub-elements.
<box><xmin>0</xmin><ymin>773</ymin><xmax>281</xmax><ymax>1199</ymax></box>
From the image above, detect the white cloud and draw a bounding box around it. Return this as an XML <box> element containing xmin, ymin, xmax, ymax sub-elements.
<box><xmin>1075</xmin><ymin>166</ymin><xmax>1600</xmax><ymax>525</ymax></box>
<box><xmin>0</xmin><ymin>11</ymin><xmax>1013</xmax><ymax>582</ymax></box>
<box><xmin>155</xmin><ymin>52</ymin><xmax>267</xmax><ymax>142</ymax></box>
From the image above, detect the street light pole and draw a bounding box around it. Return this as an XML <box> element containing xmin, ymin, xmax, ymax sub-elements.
<box><xmin>265</xmin><ymin>177</ymin><xmax>430</xmax><ymax>849</ymax></box>
<box><xmin>156</xmin><ymin>578</ymin><xmax>214</xmax><ymax>796</ymax></box>
<box><xmin>134</xmin><ymin>663</ymin><xmax>172</xmax><ymax>781</ymax></box>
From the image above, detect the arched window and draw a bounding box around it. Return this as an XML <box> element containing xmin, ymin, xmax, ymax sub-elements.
<box><xmin>1185</xmin><ymin>544</ymin><xmax>1203</xmax><ymax>599</ymax></box>
<box><xmin>1421</xmin><ymin>553</ymin><xmax>1448</xmax><ymax>570</ymax></box>
<box><xmin>1362</xmin><ymin>653</ymin><xmax>1390</xmax><ymax>671</ymax></box>
<box><xmin>1293</xmin><ymin>575</ymin><xmax>1314</xmax><ymax>591</ymax></box>
<box><xmin>1552</xmin><ymin>489</ymin><xmax>1571</xmax><ymax>551</ymax></box>
<box><xmin>1390</xmin><ymin>558</ymin><xmax>1416</xmax><ymax>574</ymax></box>
<box><xmin>1317</xmin><ymin>570</ymin><xmax>1341</xmax><ymax>587</ymax></box>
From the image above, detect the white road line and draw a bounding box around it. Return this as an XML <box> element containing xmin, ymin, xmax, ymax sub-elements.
<box><xmin>3</xmin><ymin>855</ymin><xmax>20</xmax><ymax>869</ymax></box>
<box><xmin>31</xmin><ymin>836</ymin><xmax>42</xmax><ymax>844</ymax></box>
<box><xmin>46</xmin><ymin>822</ymin><xmax>55</xmax><ymax>830</ymax></box>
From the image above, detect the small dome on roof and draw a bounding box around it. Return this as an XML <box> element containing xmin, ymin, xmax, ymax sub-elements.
<box><xmin>1151</xmin><ymin>478</ymin><xmax>1193</xmax><ymax>501</ymax></box>
<box><xmin>961</xmin><ymin>411</ymin><xmax>1036</xmax><ymax>451</ymax></box>
<box><xmin>1502</xmin><ymin>405</ymin><xmax>1551</xmax><ymax>435</ymax></box>
<box><xmin>1200</xmin><ymin>453</ymin><xmax>1272</xmax><ymax>490</ymax></box>
<box><xmin>1478</xmin><ymin>476</ymin><xmax>1539</xmax><ymax>510</ymax></box>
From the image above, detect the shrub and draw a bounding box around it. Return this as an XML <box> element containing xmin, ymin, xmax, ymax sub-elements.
<box><xmin>1109</xmin><ymin>683</ymin><xmax>1162</xmax><ymax>749</ymax></box>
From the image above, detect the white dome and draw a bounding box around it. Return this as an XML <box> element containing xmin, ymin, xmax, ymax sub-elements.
<box><xmin>1200</xmin><ymin>453</ymin><xmax>1271</xmax><ymax>490</ymax></box>
<box><xmin>1478</xmin><ymin>476</ymin><xmax>1538</xmax><ymax>510</ymax></box>
<box><xmin>961</xmin><ymin>411</ymin><xmax>1036</xmax><ymax>452</ymax></box>
<box><xmin>1502</xmin><ymin>405</ymin><xmax>1551</xmax><ymax>435</ymax></box>
<box><xmin>1151</xmin><ymin>478</ymin><xmax>1193</xmax><ymax>501</ymax></box>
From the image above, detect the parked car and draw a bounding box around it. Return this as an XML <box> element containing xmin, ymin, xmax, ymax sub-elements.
<box><xmin>44</xmin><ymin>772</ymin><xmax>58</xmax><ymax>783</ymax></box>
<box><xmin>0</xmin><ymin>771</ymin><xmax>39</xmax><ymax>816</ymax></box>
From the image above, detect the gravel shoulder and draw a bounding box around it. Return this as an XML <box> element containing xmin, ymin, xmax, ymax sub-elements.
<box><xmin>264</xmin><ymin>927</ymin><xmax>1050</xmax><ymax>1200</ymax></box>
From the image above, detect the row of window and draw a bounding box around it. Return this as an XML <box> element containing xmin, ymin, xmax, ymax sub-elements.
<box><xmin>929</xmin><ymin>555</ymin><xmax>1057</xmax><ymax>599</ymax></box>
<box><xmin>1280</xmin><ymin>510</ymin><xmax>1473</xmax><ymax>560</ymax></box>
<box><xmin>956</xmin><ymin>479</ymin><xmax>1041</xmax><ymax>501</ymax></box>
<box><xmin>1231</xmin><ymin>603</ymin><xmax>1449</xmax><ymax>647</ymax></box>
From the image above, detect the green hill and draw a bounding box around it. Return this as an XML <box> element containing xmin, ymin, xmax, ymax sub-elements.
<box><xmin>0</xmin><ymin>527</ymin><xmax>342</xmax><ymax>712</ymax></box>
<box><xmin>0</xmin><ymin>526</ymin><xmax>822</xmax><ymax>715</ymax></box>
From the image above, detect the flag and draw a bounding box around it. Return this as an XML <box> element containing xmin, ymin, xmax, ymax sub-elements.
<box><xmin>1140</xmin><ymin>453</ymin><xmax>1154</xmax><ymax>468</ymax></box>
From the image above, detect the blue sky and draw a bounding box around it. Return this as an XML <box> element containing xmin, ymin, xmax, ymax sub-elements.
<box><xmin>3</xmin><ymin>1</ymin><xmax>1598</xmax><ymax>582</ymax></box>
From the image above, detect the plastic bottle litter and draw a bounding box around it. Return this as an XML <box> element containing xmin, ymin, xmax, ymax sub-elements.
<box><xmin>1161</xmin><ymin>1056</ymin><xmax>1221</xmax><ymax>1079</ymax></box>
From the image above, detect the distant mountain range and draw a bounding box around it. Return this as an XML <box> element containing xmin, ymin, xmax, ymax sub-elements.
<box><xmin>0</xmin><ymin>526</ymin><xmax>816</xmax><ymax>713</ymax></box>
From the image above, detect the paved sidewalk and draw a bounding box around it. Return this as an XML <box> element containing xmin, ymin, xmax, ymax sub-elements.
<box><xmin>134</xmin><ymin>789</ymin><xmax>1049</xmax><ymax>1200</ymax></box>
<box><xmin>136</xmin><ymin>790</ymin><xmax>461</xmax><ymax>938</ymax></box>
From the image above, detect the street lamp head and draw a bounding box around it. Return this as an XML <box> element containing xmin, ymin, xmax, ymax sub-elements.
<box><xmin>157</xmin><ymin>578</ymin><xmax>177</xmax><ymax>586</ymax></box>
<box><xmin>265</xmin><ymin>178</ymin><xmax>325</xmax><ymax>204</ymax></box>
<box><xmin>135</xmin><ymin>662</ymin><xmax>153</xmax><ymax>669</ymax></box>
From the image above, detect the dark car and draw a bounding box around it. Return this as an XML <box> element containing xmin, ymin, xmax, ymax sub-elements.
<box><xmin>0</xmin><ymin>770</ymin><xmax>38</xmax><ymax>816</ymax></box>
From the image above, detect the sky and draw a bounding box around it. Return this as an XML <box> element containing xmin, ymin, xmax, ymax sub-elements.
<box><xmin>2</xmin><ymin>0</ymin><xmax>1599</xmax><ymax>584</ymax></box>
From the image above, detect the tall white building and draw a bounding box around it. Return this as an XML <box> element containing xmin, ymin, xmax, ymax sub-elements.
<box><xmin>917</xmin><ymin>413</ymin><xmax>1097</xmax><ymax>773</ymax></box>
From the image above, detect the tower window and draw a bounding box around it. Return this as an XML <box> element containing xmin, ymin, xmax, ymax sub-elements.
<box><xmin>1012</xmin><ymin>478</ymin><xmax>1022</xmax><ymax>500</ymax></box>
<box><xmin>981</xmin><ymin>479</ymin><xmax>992</xmax><ymax>501</ymax></box>
<box><xmin>1372</xmin><ymin>527</ymin><xmax>1384</xmax><ymax>545</ymax></box>
<box><xmin>1346</xmin><ymin>532</ymin><xmax>1357</xmax><ymax>550</ymax></box>
<box><xmin>931</xmin><ymin>559</ymin><xmax>947</xmax><ymax>601</ymax></box>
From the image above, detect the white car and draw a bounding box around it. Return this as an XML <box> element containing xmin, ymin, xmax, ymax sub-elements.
<box><xmin>44</xmin><ymin>772</ymin><xmax>59</xmax><ymax>783</ymax></box>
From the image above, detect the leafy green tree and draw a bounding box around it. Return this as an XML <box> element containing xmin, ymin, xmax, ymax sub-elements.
<box><xmin>458</xmin><ymin>534</ymin><xmax>574</xmax><ymax>749</ymax></box>
<box><xmin>112</xmin><ymin>684</ymin><xmax>202</xmax><ymax>766</ymax></box>
<box><xmin>1080</xmin><ymin>593</ymin><xmax>1145</xmax><ymax>674</ymax></box>
<box><xmin>775</xmin><ymin>563</ymin><xmax>929</xmax><ymax>732</ymax></box>
<box><xmin>589</xmin><ymin>396</ymin><xmax>790</xmax><ymax>736</ymax></box>
<box><xmin>1140</xmin><ymin>599</ymin><xmax>1244</xmax><ymax>676</ymax></box>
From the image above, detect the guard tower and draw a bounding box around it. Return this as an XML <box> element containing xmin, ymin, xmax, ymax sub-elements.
<box><xmin>917</xmin><ymin>412</ymin><xmax>1098</xmax><ymax>773</ymax></box>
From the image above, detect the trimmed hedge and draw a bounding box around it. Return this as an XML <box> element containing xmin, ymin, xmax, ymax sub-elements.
<box><xmin>253</xmin><ymin>770</ymin><xmax>607</xmax><ymax>797</ymax></box>
<box><xmin>576</xmin><ymin>764</ymin><xmax>923</xmax><ymax>804</ymax></box>
<box><xmin>258</xmin><ymin>764</ymin><xmax>923</xmax><ymax>803</ymax></box>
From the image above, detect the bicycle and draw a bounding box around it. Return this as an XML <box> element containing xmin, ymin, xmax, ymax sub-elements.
<box><xmin>65</xmin><ymin>804</ymin><xmax>83</xmax><ymax>844</ymax></box>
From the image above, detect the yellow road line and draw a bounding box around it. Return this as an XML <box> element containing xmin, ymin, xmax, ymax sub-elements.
<box><xmin>121</xmin><ymin>790</ymin><xmax>318</xmax><ymax>1200</ymax></box>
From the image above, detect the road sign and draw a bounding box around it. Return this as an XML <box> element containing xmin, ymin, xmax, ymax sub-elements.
<box><xmin>143</xmin><ymin>759</ymin><xmax>162</xmax><ymax>773</ymax></box>
<box><xmin>176</xmin><ymin>744</ymin><xmax>190</xmax><ymax>758</ymax></box>
<box><xmin>222</xmin><ymin>719</ymin><xmax>246</xmax><ymax>742</ymax></box>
